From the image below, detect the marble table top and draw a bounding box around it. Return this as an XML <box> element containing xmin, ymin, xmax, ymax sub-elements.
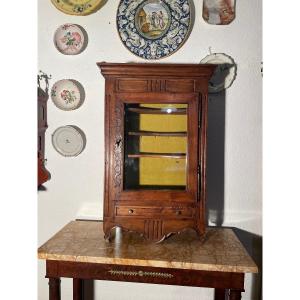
<box><xmin>38</xmin><ymin>221</ymin><xmax>258</xmax><ymax>273</ymax></box>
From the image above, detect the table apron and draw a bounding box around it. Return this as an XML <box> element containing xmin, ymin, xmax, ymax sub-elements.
<box><xmin>46</xmin><ymin>260</ymin><xmax>245</xmax><ymax>290</ymax></box>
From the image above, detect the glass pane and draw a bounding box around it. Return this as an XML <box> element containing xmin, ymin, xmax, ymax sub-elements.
<box><xmin>124</xmin><ymin>103</ymin><xmax>188</xmax><ymax>190</ymax></box>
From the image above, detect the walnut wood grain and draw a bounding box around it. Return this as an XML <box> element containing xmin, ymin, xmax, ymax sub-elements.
<box><xmin>229</xmin><ymin>289</ymin><xmax>243</xmax><ymax>300</ymax></box>
<box><xmin>46</xmin><ymin>261</ymin><xmax>245</xmax><ymax>290</ymax></box>
<box><xmin>48</xmin><ymin>278</ymin><xmax>61</xmax><ymax>300</ymax></box>
<box><xmin>115</xmin><ymin>206</ymin><xmax>194</xmax><ymax>218</ymax></box>
<box><xmin>73</xmin><ymin>278</ymin><xmax>83</xmax><ymax>300</ymax></box>
<box><xmin>214</xmin><ymin>288</ymin><xmax>227</xmax><ymax>300</ymax></box>
<box><xmin>98</xmin><ymin>62</ymin><xmax>216</xmax><ymax>79</ymax></box>
<box><xmin>97</xmin><ymin>63</ymin><xmax>216</xmax><ymax>241</ymax></box>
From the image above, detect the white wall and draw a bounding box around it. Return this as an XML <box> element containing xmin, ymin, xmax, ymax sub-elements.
<box><xmin>38</xmin><ymin>0</ymin><xmax>262</xmax><ymax>299</ymax></box>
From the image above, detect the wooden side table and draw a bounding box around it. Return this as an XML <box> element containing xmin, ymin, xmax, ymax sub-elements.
<box><xmin>38</xmin><ymin>221</ymin><xmax>258</xmax><ymax>300</ymax></box>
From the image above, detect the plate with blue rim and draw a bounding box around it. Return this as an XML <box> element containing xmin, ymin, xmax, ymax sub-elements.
<box><xmin>117</xmin><ymin>0</ymin><xmax>194</xmax><ymax>60</ymax></box>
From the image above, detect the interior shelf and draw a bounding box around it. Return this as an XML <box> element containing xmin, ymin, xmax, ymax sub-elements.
<box><xmin>128</xmin><ymin>131</ymin><xmax>187</xmax><ymax>137</ymax></box>
<box><xmin>127</xmin><ymin>107</ymin><xmax>187</xmax><ymax>115</ymax></box>
<box><xmin>127</xmin><ymin>152</ymin><xmax>186</xmax><ymax>159</ymax></box>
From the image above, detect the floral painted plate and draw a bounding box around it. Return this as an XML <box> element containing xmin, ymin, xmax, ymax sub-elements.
<box><xmin>51</xmin><ymin>0</ymin><xmax>105</xmax><ymax>16</ymax></box>
<box><xmin>117</xmin><ymin>0</ymin><xmax>193</xmax><ymax>60</ymax></box>
<box><xmin>51</xmin><ymin>79</ymin><xmax>85</xmax><ymax>111</ymax></box>
<box><xmin>200</xmin><ymin>53</ymin><xmax>237</xmax><ymax>93</ymax></box>
<box><xmin>54</xmin><ymin>24</ymin><xmax>88</xmax><ymax>55</ymax></box>
<box><xmin>52</xmin><ymin>125</ymin><xmax>86</xmax><ymax>157</ymax></box>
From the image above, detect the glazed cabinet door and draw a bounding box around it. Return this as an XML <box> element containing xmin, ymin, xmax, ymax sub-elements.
<box><xmin>109</xmin><ymin>93</ymin><xmax>200</xmax><ymax>204</ymax></box>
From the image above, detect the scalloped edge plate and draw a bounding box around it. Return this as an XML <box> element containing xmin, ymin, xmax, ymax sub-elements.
<box><xmin>200</xmin><ymin>53</ymin><xmax>237</xmax><ymax>93</ymax></box>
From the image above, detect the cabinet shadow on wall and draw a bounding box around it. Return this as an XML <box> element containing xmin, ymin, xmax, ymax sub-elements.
<box><xmin>206</xmin><ymin>90</ymin><xmax>262</xmax><ymax>299</ymax></box>
<box><xmin>206</xmin><ymin>90</ymin><xmax>226</xmax><ymax>227</ymax></box>
<box><xmin>233</xmin><ymin>228</ymin><xmax>262</xmax><ymax>300</ymax></box>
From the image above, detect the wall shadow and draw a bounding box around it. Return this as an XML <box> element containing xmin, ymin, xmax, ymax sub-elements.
<box><xmin>233</xmin><ymin>228</ymin><xmax>262</xmax><ymax>300</ymax></box>
<box><xmin>206</xmin><ymin>90</ymin><xmax>226</xmax><ymax>226</ymax></box>
<box><xmin>38</xmin><ymin>185</ymin><xmax>47</xmax><ymax>192</ymax></box>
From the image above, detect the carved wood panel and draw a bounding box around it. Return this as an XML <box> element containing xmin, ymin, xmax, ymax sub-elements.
<box><xmin>165</xmin><ymin>80</ymin><xmax>195</xmax><ymax>93</ymax></box>
<box><xmin>115</xmin><ymin>79</ymin><xmax>196</xmax><ymax>93</ymax></box>
<box><xmin>144</xmin><ymin>220</ymin><xmax>163</xmax><ymax>241</ymax></box>
<box><xmin>113</xmin><ymin>101</ymin><xmax>123</xmax><ymax>190</ymax></box>
<box><xmin>149</xmin><ymin>79</ymin><xmax>166</xmax><ymax>92</ymax></box>
<box><xmin>117</xmin><ymin>79</ymin><xmax>148</xmax><ymax>92</ymax></box>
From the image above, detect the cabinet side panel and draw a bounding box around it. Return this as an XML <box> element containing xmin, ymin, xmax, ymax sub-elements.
<box><xmin>103</xmin><ymin>90</ymin><xmax>111</xmax><ymax>218</ymax></box>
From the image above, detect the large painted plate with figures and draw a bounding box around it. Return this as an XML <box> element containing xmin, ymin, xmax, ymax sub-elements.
<box><xmin>50</xmin><ymin>0</ymin><xmax>105</xmax><ymax>16</ymax></box>
<box><xmin>117</xmin><ymin>0</ymin><xmax>193</xmax><ymax>60</ymax></box>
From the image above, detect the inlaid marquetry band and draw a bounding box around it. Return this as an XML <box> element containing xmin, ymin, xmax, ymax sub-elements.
<box><xmin>108</xmin><ymin>270</ymin><xmax>174</xmax><ymax>279</ymax></box>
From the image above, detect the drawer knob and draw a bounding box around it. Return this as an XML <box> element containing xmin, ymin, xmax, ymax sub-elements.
<box><xmin>128</xmin><ymin>209</ymin><xmax>134</xmax><ymax>214</ymax></box>
<box><xmin>176</xmin><ymin>210</ymin><xmax>182</xmax><ymax>215</ymax></box>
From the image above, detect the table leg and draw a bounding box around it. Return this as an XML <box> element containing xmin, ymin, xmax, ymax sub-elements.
<box><xmin>229</xmin><ymin>289</ymin><xmax>242</xmax><ymax>300</ymax></box>
<box><xmin>73</xmin><ymin>278</ymin><xmax>84</xmax><ymax>300</ymax></box>
<box><xmin>49</xmin><ymin>278</ymin><xmax>61</xmax><ymax>300</ymax></box>
<box><xmin>214</xmin><ymin>288</ymin><xmax>227</xmax><ymax>300</ymax></box>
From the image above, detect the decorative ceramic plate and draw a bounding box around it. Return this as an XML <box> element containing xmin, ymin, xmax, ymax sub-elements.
<box><xmin>51</xmin><ymin>79</ymin><xmax>85</xmax><ymax>111</ymax></box>
<box><xmin>54</xmin><ymin>24</ymin><xmax>88</xmax><ymax>55</ymax></box>
<box><xmin>51</xmin><ymin>0</ymin><xmax>105</xmax><ymax>16</ymax></box>
<box><xmin>200</xmin><ymin>53</ymin><xmax>237</xmax><ymax>93</ymax></box>
<box><xmin>52</xmin><ymin>126</ymin><xmax>86</xmax><ymax>157</ymax></box>
<box><xmin>203</xmin><ymin>0</ymin><xmax>235</xmax><ymax>25</ymax></box>
<box><xmin>117</xmin><ymin>0</ymin><xmax>193</xmax><ymax>60</ymax></box>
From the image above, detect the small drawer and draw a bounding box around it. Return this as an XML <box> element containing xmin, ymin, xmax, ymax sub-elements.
<box><xmin>115</xmin><ymin>206</ymin><xmax>194</xmax><ymax>218</ymax></box>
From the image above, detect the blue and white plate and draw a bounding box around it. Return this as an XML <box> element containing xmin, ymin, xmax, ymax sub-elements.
<box><xmin>117</xmin><ymin>0</ymin><xmax>193</xmax><ymax>60</ymax></box>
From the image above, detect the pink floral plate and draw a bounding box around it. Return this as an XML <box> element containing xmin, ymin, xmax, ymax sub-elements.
<box><xmin>51</xmin><ymin>79</ymin><xmax>85</xmax><ymax>111</ymax></box>
<box><xmin>54</xmin><ymin>24</ymin><xmax>88</xmax><ymax>55</ymax></box>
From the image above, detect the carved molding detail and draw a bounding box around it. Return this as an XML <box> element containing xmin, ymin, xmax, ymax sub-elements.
<box><xmin>108</xmin><ymin>270</ymin><xmax>174</xmax><ymax>279</ymax></box>
<box><xmin>103</xmin><ymin>223</ymin><xmax>200</xmax><ymax>243</ymax></box>
<box><xmin>149</xmin><ymin>79</ymin><xmax>166</xmax><ymax>92</ymax></box>
<box><xmin>113</xmin><ymin>103</ymin><xmax>123</xmax><ymax>188</ymax></box>
<box><xmin>144</xmin><ymin>220</ymin><xmax>163</xmax><ymax>240</ymax></box>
